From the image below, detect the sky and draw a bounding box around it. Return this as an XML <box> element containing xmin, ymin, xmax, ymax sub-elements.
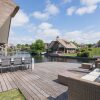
<box><xmin>9</xmin><ymin>0</ymin><xmax>100</xmax><ymax>45</ymax></box>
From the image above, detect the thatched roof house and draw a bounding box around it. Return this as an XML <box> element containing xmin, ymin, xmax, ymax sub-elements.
<box><xmin>95</xmin><ymin>40</ymin><xmax>100</xmax><ymax>47</ymax></box>
<box><xmin>0</xmin><ymin>0</ymin><xmax>19</xmax><ymax>45</ymax></box>
<box><xmin>48</xmin><ymin>37</ymin><xmax>77</xmax><ymax>54</ymax></box>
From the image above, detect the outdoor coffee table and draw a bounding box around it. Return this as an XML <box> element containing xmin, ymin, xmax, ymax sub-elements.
<box><xmin>81</xmin><ymin>63</ymin><xmax>93</xmax><ymax>69</ymax></box>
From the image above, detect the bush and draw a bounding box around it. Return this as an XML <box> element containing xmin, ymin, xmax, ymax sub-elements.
<box><xmin>77</xmin><ymin>52</ymin><xmax>81</xmax><ymax>57</ymax></box>
<box><xmin>80</xmin><ymin>49</ymin><xmax>85</xmax><ymax>52</ymax></box>
<box><xmin>88</xmin><ymin>48</ymin><xmax>92</xmax><ymax>51</ymax></box>
<box><xmin>81</xmin><ymin>51</ymin><xmax>89</xmax><ymax>57</ymax></box>
<box><xmin>77</xmin><ymin>51</ymin><xmax>89</xmax><ymax>57</ymax></box>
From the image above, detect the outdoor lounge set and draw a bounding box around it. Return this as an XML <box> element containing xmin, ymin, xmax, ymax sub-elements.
<box><xmin>0</xmin><ymin>57</ymin><xmax>32</xmax><ymax>73</ymax></box>
<box><xmin>58</xmin><ymin>59</ymin><xmax>100</xmax><ymax>100</ymax></box>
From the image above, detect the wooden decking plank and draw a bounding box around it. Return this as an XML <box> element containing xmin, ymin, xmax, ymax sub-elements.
<box><xmin>0</xmin><ymin>74</ymin><xmax>7</xmax><ymax>91</ymax></box>
<box><xmin>32</xmin><ymin>70</ymin><xmax>65</xmax><ymax>93</ymax></box>
<box><xmin>34</xmin><ymin>67</ymin><xmax>67</xmax><ymax>89</ymax></box>
<box><xmin>0</xmin><ymin>62</ymin><xmax>72</xmax><ymax>100</ymax></box>
<box><xmin>11</xmin><ymin>72</ymin><xmax>41</xmax><ymax>100</ymax></box>
<box><xmin>14</xmin><ymin>71</ymin><xmax>47</xmax><ymax>100</ymax></box>
<box><xmin>18</xmin><ymin>71</ymin><xmax>50</xmax><ymax>98</ymax></box>
<box><xmin>2</xmin><ymin>74</ymin><xmax>12</xmax><ymax>90</ymax></box>
<box><xmin>24</xmin><ymin>70</ymin><xmax>58</xmax><ymax>97</ymax></box>
<box><xmin>5</xmin><ymin>73</ymin><xmax>17</xmax><ymax>89</ymax></box>
<box><xmin>34</xmin><ymin>71</ymin><xmax>65</xmax><ymax>96</ymax></box>
<box><xmin>8</xmin><ymin>72</ymin><xmax>34</xmax><ymax>100</ymax></box>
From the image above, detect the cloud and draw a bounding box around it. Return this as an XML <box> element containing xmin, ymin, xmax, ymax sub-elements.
<box><xmin>66</xmin><ymin>7</ymin><xmax>76</xmax><ymax>15</ymax></box>
<box><xmin>34</xmin><ymin>22</ymin><xmax>61</xmax><ymax>42</ymax></box>
<box><xmin>9</xmin><ymin>22</ymin><xmax>61</xmax><ymax>44</ymax></box>
<box><xmin>32</xmin><ymin>1</ymin><xmax>59</xmax><ymax>20</ymax></box>
<box><xmin>63</xmin><ymin>30</ymin><xmax>100</xmax><ymax>43</ymax></box>
<box><xmin>66</xmin><ymin>0</ymin><xmax>99</xmax><ymax>16</ymax></box>
<box><xmin>76</xmin><ymin>5</ymin><xmax>97</xmax><ymax>15</ymax></box>
<box><xmin>9</xmin><ymin>29</ymin><xmax>34</xmax><ymax>44</ymax></box>
<box><xmin>11</xmin><ymin>10</ymin><xmax>29</xmax><ymax>27</ymax></box>
<box><xmin>81</xmin><ymin>0</ymin><xmax>100</xmax><ymax>6</ymax></box>
<box><xmin>9</xmin><ymin>22</ymin><xmax>100</xmax><ymax>44</ymax></box>
<box><xmin>45</xmin><ymin>4</ymin><xmax>59</xmax><ymax>15</ymax></box>
<box><xmin>27</xmin><ymin>22</ymin><xmax>60</xmax><ymax>42</ymax></box>
<box><xmin>38</xmin><ymin>22</ymin><xmax>53</xmax><ymax>29</ymax></box>
<box><xmin>33</xmin><ymin>11</ymin><xmax>49</xmax><ymax>20</ymax></box>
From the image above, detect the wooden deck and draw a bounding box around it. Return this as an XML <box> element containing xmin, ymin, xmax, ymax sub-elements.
<box><xmin>0</xmin><ymin>62</ymin><xmax>81</xmax><ymax>100</ymax></box>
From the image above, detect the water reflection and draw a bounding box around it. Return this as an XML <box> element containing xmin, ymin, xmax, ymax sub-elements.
<box><xmin>33</xmin><ymin>55</ymin><xmax>94</xmax><ymax>63</ymax></box>
<box><xmin>33</xmin><ymin>55</ymin><xmax>49</xmax><ymax>63</ymax></box>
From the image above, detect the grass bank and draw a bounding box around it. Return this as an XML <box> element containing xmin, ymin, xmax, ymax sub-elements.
<box><xmin>64</xmin><ymin>48</ymin><xmax>100</xmax><ymax>58</ymax></box>
<box><xmin>0</xmin><ymin>89</ymin><xmax>25</xmax><ymax>100</ymax></box>
<box><xmin>89</xmin><ymin>48</ymin><xmax>100</xmax><ymax>57</ymax></box>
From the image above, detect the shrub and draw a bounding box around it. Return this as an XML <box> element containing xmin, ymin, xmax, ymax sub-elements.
<box><xmin>81</xmin><ymin>51</ymin><xmax>89</xmax><ymax>57</ymax></box>
<box><xmin>80</xmin><ymin>49</ymin><xmax>85</xmax><ymax>52</ymax></box>
<box><xmin>77</xmin><ymin>51</ymin><xmax>89</xmax><ymax>57</ymax></box>
<box><xmin>88</xmin><ymin>48</ymin><xmax>92</xmax><ymax>51</ymax></box>
<box><xmin>77</xmin><ymin>52</ymin><xmax>81</xmax><ymax>57</ymax></box>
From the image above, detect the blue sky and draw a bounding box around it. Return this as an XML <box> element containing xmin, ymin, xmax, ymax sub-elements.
<box><xmin>9</xmin><ymin>0</ymin><xmax>100</xmax><ymax>45</ymax></box>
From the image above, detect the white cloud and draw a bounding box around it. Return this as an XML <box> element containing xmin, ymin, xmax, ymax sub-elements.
<box><xmin>81</xmin><ymin>0</ymin><xmax>100</xmax><ymax>6</ymax></box>
<box><xmin>11</xmin><ymin>10</ymin><xmax>29</xmax><ymax>27</ymax></box>
<box><xmin>38</xmin><ymin>22</ymin><xmax>53</xmax><ymax>29</ymax></box>
<box><xmin>45</xmin><ymin>4</ymin><xmax>59</xmax><ymax>15</ymax></box>
<box><xmin>27</xmin><ymin>22</ymin><xmax>60</xmax><ymax>42</ymax></box>
<box><xmin>66</xmin><ymin>7</ymin><xmax>76</xmax><ymax>15</ymax></box>
<box><xmin>36</xmin><ymin>22</ymin><xmax>60</xmax><ymax>42</ymax></box>
<box><xmin>63</xmin><ymin>30</ymin><xmax>100</xmax><ymax>43</ymax></box>
<box><xmin>9</xmin><ymin>22</ymin><xmax>100</xmax><ymax>44</ymax></box>
<box><xmin>66</xmin><ymin>0</ymin><xmax>99</xmax><ymax>16</ymax></box>
<box><xmin>32</xmin><ymin>2</ymin><xmax>59</xmax><ymax>20</ymax></box>
<box><xmin>9</xmin><ymin>22</ymin><xmax>61</xmax><ymax>44</ymax></box>
<box><xmin>76</xmin><ymin>5</ymin><xmax>97</xmax><ymax>15</ymax></box>
<box><xmin>9</xmin><ymin>36</ymin><xmax>33</xmax><ymax>44</ymax></box>
<box><xmin>9</xmin><ymin>30</ymin><xmax>33</xmax><ymax>44</ymax></box>
<box><xmin>32</xmin><ymin>11</ymin><xmax>49</xmax><ymax>20</ymax></box>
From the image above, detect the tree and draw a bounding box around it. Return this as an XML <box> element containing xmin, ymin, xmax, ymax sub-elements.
<box><xmin>87</xmin><ymin>44</ymin><xmax>93</xmax><ymax>48</ymax></box>
<box><xmin>30</xmin><ymin>39</ymin><xmax>45</xmax><ymax>54</ymax></box>
<box><xmin>16</xmin><ymin>44</ymin><xmax>30</xmax><ymax>52</ymax></box>
<box><xmin>71</xmin><ymin>41</ymin><xmax>79</xmax><ymax>47</ymax></box>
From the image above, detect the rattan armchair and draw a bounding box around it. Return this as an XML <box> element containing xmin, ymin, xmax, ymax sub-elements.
<box><xmin>58</xmin><ymin>70</ymin><xmax>100</xmax><ymax>100</ymax></box>
<box><xmin>67</xmin><ymin>76</ymin><xmax>100</xmax><ymax>100</ymax></box>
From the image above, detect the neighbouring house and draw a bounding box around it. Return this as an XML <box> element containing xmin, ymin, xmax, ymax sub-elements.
<box><xmin>48</xmin><ymin>37</ymin><xmax>77</xmax><ymax>54</ymax></box>
<box><xmin>0</xmin><ymin>0</ymin><xmax>19</xmax><ymax>55</ymax></box>
<box><xmin>95</xmin><ymin>40</ymin><xmax>100</xmax><ymax>47</ymax></box>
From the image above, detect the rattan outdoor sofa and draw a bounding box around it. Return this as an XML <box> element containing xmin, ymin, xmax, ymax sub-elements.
<box><xmin>58</xmin><ymin>69</ymin><xmax>100</xmax><ymax>100</ymax></box>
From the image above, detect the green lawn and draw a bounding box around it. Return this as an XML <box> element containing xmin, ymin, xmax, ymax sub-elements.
<box><xmin>64</xmin><ymin>48</ymin><xmax>100</xmax><ymax>58</ymax></box>
<box><xmin>64</xmin><ymin>53</ymin><xmax>77</xmax><ymax>56</ymax></box>
<box><xmin>0</xmin><ymin>89</ymin><xmax>25</xmax><ymax>100</ymax></box>
<box><xmin>89</xmin><ymin>48</ymin><xmax>100</xmax><ymax>57</ymax></box>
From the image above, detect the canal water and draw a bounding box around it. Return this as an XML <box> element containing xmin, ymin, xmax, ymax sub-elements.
<box><xmin>3</xmin><ymin>51</ymin><xmax>94</xmax><ymax>63</ymax></box>
<box><xmin>33</xmin><ymin>55</ymin><xmax>95</xmax><ymax>63</ymax></box>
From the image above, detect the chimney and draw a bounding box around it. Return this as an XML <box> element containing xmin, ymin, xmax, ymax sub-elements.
<box><xmin>56</xmin><ymin>36</ymin><xmax>59</xmax><ymax>40</ymax></box>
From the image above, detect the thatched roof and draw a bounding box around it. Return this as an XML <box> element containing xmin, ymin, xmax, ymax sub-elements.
<box><xmin>0</xmin><ymin>0</ymin><xmax>19</xmax><ymax>44</ymax></box>
<box><xmin>48</xmin><ymin>38</ymin><xmax>77</xmax><ymax>49</ymax></box>
<box><xmin>0</xmin><ymin>0</ymin><xmax>19</xmax><ymax>28</ymax></box>
<box><xmin>57</xmin><ymin>39</ymin><xmax>77</xmax><ymax>49</ymax></box>
<box><xmin>48</xmin><ymin>41</ymin><xmax>55</xmax><ymax>49</ymax></box>
<box><xmin>95</xmin><ymin>40</ymin><xmax>100</xmax><ymax>47</ymax></box>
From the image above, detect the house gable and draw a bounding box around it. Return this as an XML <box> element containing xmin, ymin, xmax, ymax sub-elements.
<box><xmin>0</xmin><ymin>0</ymin><xmax>19</xmax><ymax>44</ymax></box>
